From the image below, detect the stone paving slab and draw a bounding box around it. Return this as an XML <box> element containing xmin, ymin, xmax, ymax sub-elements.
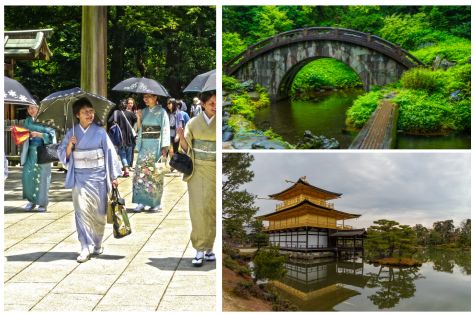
<box><xmin>4</xmin><ymin>167</ymin><xmax>216</xmax><ymax>311</ymax></box>
<box><xmin>31</xmin><ymin>293</ymin><xmax>104</xmax><ymax>312</ymax></box>
<box><xmin>157</xmin><ymin>295</ymin><xmax>217</xmax><ymax>311</ymax></box>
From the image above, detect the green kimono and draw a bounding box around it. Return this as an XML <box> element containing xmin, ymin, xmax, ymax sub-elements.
<box><xmin>182</xmin><ymin>112</ymin><xmax>216</xmax><ymax>251</ymax></box>
<box><xmin>21</xmin><ymin>117</ymin><xmax>56</xmax><ymax>207</ymax></box>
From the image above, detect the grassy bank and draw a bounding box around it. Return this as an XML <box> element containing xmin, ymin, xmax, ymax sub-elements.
<box><xmin>291</xmin><ymin>58</ymin><xmax>362</xmax><ymax>100</ymax></box>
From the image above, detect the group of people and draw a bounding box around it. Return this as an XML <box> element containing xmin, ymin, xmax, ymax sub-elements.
<box><xmin>18</xmin><ymin>92</ymin><xmax>215</xmax><ymax>266</ymax></box>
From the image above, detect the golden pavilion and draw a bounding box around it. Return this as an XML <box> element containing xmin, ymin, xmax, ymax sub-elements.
<box><xmin>258</xmin><ymin>177</ymin><xmax>365</xmax><ymax>257</ymax></box>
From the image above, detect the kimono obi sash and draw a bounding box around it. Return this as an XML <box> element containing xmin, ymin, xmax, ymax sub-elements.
<box><xmin>73</xmin><ymin>149</ymin><xmax>104</xmax><ymax>169</ymax></box>
<box><xmin>142</xmin><ymin>125</ymin><xmax>161</xmax><ymax>138</ymax></box>
<box><xmin>192</xmin><ymin>139</ymin><xmax>216</xmax><ymax>161</ymax></box>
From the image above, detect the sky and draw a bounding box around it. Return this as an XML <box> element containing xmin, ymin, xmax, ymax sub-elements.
<box><xmin>234</xmin><ymin>152</ymin><xmax>471</xmax><ymax>229</ymax></box>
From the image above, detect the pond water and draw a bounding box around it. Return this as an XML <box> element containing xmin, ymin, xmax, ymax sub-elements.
<box><xmin>271</xmin><ymin>248</ymin><xmax>470</xmax><ymax>311</ymax></box>
<box><xmin>254</xmin><ymin>90</ymin><xmax>471</xmax><ymax>149</ymax></box>
<box><xmin>254</xmin><ymin>89</ymin><xmax>363</xmax><ymax>148</ymax></box>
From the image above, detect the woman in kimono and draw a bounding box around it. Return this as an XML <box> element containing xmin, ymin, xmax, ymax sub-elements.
<box><xmin>166</xmin><ymin>98</ymin><xmax>184</xmax><ymax>172</ymax></box>
<box><xmin>21</xmin><ymin>104</ymin><xmax>56</xmax><ymax>212</ymax></box>
<box><xmin>132</xmin><ymin>93</ymin><xmax>170</xmax><ymax>213</ymax></box>
<box><xmin>58</xmin><ymin>98</ymin><xmax>122</xmax><ymax>263</ymax></box>
<box><xmin>177</xmin><ymin>91</ymin><xmax>216</xmax><ymax>266</ymax></box>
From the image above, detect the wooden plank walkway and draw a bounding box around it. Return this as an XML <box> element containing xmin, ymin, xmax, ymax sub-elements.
<box><xmin>349</xmin><ymin>100</ymin><xmax>399</xmax><ymax>149</ymax></box>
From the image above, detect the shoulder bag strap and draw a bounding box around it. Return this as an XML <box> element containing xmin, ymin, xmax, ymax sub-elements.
<box><xmin>120</xmin><ymin>110</ymin><xmax>136</xmax><ymax>136</ymax></box>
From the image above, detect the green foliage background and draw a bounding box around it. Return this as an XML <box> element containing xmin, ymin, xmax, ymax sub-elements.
<box><xmin>5</xmin><ymin>6</ymin><xmax>216</xmax><ymax>102</ymax></box>
<box><xmin>223</xmin><ymin>6</ymin><xmax>471</xmax><ymax>135</ymax></box>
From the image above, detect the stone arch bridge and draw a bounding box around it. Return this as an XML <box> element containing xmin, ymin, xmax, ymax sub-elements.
<box><xmin>224</xmin><ymin>27</ymin><xmax>423</xmax><ymax>101</ymax></box>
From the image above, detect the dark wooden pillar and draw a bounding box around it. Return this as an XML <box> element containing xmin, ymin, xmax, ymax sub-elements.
<box><xmin>81</xmin><ymin>6</ymin><xmax>107</xmax><ymax>96</ymax></box>
<box><xmin>305</xmin><ymin>227</ymin><xmax>308</xmax><ymax>251</ymax></box>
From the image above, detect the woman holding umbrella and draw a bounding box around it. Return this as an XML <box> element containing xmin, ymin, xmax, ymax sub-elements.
<box><xmin>21</xmin><ymin>104</ymin><xmax>56</xmax><ymax>212</ymax></box>
<box><xmin>57</xmin><ymin>97</ymin><xmax>122</xmax><ymax>263</ymax></box>
<box><xmin>132</xmin><ymin>93</ymin><xmax>170</xmax><ymax>213</ymax></box>
<box><xmin>177</xmin><ymin>90</ymin><xmax>216</xmax><ymax>266</ymax></box>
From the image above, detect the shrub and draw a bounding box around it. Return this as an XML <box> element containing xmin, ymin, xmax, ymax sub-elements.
<box><xmin>291</xmin><ymin>58</ymin><xmax>362</xmax><ymax>99</ymax></box>
<box><xmin>223</xmin><ymin>254</ymin><xmax>241</xmax><ymax>271</ymax></box>
<box><xmin>252</xmin><ymin>246</ymin><xmax>287</xmax><ymax>282</ymax></box>
<box><xmin>394</xmin><ymin>90</ymin><xmax>447</xmax><ymax>133</ymax></box>
<box><xmin>345</xmin><ymin>90</ymin><xmax>383</xmax><ymax>128</ymax></box>
<box><xmin>412</xmin><ymin>36</ymin><xmax>471</xmax><ymax>65</ymax></box>
<box><xmin>449</xmin><ymin>99</ymin><xmax>471</xmax><ymax>132</ymax></box>
<box><xmin>401</xmin><ymin>68</ymin><xmax>439</xmax><ymax>92</ymax></box>
<box><xmin>223</xmin><ymin>75</ymin><xmax>243</xmax><ymax>92</ymax></box>
<box><xmin>233</xmin><ymin>281</ymin><xmax>254</xmax><ymax>299</ymax></box>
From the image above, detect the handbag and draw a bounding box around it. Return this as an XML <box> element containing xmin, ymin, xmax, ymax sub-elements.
<box><xmin>110</xmin><ymin>187</ymin><xmax>132</xmax><ymax>238</ymax></box>
<box><xmin>11</xmin><ymin>125</ymin><xmax>30</xmax><ymax>145</ymax></box>
<box><xmin>169</xmin><ymin>152</ymin><xmax>193</xmax><ymax>175</ymax></box>
<box><xmin>155</xmin><ymin>155</ymin><xmax>171</xmax><ymax>176</ymax></box>
<box><xmin>37</xmin><ymin>144</ymin><xmax>60</xmax><ymax>164</ymax></box>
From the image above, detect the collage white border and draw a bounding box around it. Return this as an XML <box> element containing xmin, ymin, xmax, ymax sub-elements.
<box><xmin>1</xmin><ymin>2</ymin><xmax>474</xmax><ymax>314</ymax></box>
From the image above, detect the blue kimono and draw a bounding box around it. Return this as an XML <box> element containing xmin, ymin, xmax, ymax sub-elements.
<box><xmin>58</xmin><ymin>123</ymin><xmax>122</xmax><ymax>251</ymax></box>
<box><xmin>21</xmin><ymin>117</ymin><xmax>56</xmax><ymax>207</ymax></box>
<box><xmin>132</xmin><ymin>105</ymin><xmax>170</xmax><ymax>207</ymax></box>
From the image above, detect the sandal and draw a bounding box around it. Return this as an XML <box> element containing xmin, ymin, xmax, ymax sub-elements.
<box><xmin>204</xmin><ymin>252</ymin><xmax>216</xmax><ymax>262</ymax></box>
<box><xmin>192</xmin><ymin>256</ymin><xmax>204</xmax><ymax>267</ymax></box>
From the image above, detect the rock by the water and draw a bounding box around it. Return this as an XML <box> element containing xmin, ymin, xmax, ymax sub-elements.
<box><xmin>247</xmin><ymin>91</ymin><xmax>261</xmax><ymax>101</ymax></box>
<box><xmin>251</xmin><ymin>141</ymin><xmax>287</xmax><ymax>149</ymax></box>
<box><xmin>240</xmin><ymin>80</ymin><xmax>256</xmax><ymax>91</ymax></box>
<box><xmin>223</xmin><ymin>131</ymin><xmax>234</xmax><ymax>142</ymax></box>
<box><xmin>296</xmin><ymin>130</ymin><xmax>340</xmax><ymax>149</ymax></box>
<box><xmin>231</xmin><ymin>131</ymin><xmax>287</xmax><ymax>150</ymax></box>
<box><xmin>384</xmin><ymin>92</ymin><xmax>397</xmax><ymax>99</ymax></box>
<box><xmin>450</xmin><ymin>90</ymin><xmax>462</xmax><ymax>101</ymax></box>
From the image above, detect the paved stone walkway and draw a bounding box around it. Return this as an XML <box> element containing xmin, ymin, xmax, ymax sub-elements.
<box><xmin>4</xmin><ymin>166</ymin><xmax>216</xmax><ymax>311</ymax></box>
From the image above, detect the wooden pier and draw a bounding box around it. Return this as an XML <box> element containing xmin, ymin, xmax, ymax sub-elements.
<box><xmin>349</xmin><ymin>100</ymin><xmax>399</xmax><ymax>149</ymax></box>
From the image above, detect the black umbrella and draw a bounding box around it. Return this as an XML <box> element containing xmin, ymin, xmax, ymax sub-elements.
<box><xmin>36</xmin><ymin>87</ymin><xmax>116</xmax><ymax>133</ymax></box>
<box><xmin>4</xmin><ymin>76</ymin><xmax>37</xmax><ymax>106</ymax></box>
<box><xmin>112</xmin><ymin>77</ymin><xmax>170</xmax><ymax>97</ymax></box>
<box><xmin>183</xmin><ymin>69</ymin><xmax>216</xmax><ymax>93</ymax></box>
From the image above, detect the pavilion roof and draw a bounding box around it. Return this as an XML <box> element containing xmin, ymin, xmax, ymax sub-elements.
<box><xmin>257</xmin><ymin>199</ymin><xmax>361</xmax><ymax>221</ymax></box>
<box><xmin>269</xmin><ymin>177</ymin><xmax>342</xmax><ymax>201</ymax></box>
<box><xmin>4</xmin><ymin>29</ymin><xmax>54</xmax><ymax>61</ymax></box>
<box><xmin>329</xmin><ymin>229</ymin><xmax>367</xmax><ymax>237</ymax></box>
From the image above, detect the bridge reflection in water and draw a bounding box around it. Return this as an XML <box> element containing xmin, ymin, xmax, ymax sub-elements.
<box><xmin>272</xmin><ymin>258</ymin><xmax>370</xmax><ymax>311</ymax></box>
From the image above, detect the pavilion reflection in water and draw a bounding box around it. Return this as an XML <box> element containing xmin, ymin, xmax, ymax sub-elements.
<box><xmin>272</xmin><ymin>258</ymin><xmax>371</xmax><ymax>311</ymax></box>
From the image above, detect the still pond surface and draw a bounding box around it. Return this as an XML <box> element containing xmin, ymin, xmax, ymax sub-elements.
<box><xmin>254</xmin><ymin>90</ymin><xmax>470</xmax><ymax>149</ymax></box>
<box><xmin>271</xmin><ymin>248</ymin><xmax>470</xmax><ymax>311</ymax></box>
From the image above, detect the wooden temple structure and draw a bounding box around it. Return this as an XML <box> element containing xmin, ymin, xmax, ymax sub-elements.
<box><xmin>258</xmin><ymin>177</ymin><xmax>366</xmax><ymax>258</ymax></box>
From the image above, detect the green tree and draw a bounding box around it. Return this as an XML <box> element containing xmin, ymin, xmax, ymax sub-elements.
<box><xmin>247</xmin><ymin>6</ymin><xmax>294</xmax><ymax>44</ymax></box>
<box><xmin>5</xmin><ymin>6</ymin><xmax>215</xmax><ymax>102</ymax></box>
<box><xmin>247</xmin><ymin>218</ymin><xmax>269</xmax><ymax>250</ymax></box>
<box><xmin>432</xmin><ymin>219</ymin><xmax>455</xmax><ymax>244</ymax></box>
<box><xmin>457</xmin><ymin>219</ymin><xmax>471</xmax><ymax>247</ymax></box>
<box><xmin>366</xmin><ymin>219</ymin><xmax>417</xmax><ymax>258</ymax></box>
<box><xmin>222</xmin><ymin>32</ymin><xmax>247</xmax><ymax>62</ymax></box>
<box><xmin>413</xmin><ymin>224</ymin><xmax>429</xmax><ymax>246</ymax></box>
<box><xmin>252</xmin><ymin>246</ymin><xmax>287</xmax><ymax>283</ymax></box>
<box><xmin>222</xmin><ymin>153</ymin><xmax>259</xmax><ymax>244</ymax></box>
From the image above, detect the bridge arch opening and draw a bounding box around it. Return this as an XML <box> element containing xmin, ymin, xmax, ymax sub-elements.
<box><xmin>281</xmin><ymin>57</ymin><xmax>364</xmax><ymax>100</ymax></box>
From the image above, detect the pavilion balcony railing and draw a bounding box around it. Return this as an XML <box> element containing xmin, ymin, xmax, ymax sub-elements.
<box><xmin>276</xmin><ymin>195</ymin><xmax>334</xmax><ymax>211</ymax></box>
<box><xmin>336</xmin><ymin>224</ymin><xmax>353</xmax><ymax>230</ymax></box>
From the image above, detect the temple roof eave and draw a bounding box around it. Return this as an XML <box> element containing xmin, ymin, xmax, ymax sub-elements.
<box><xmin>269</xmin><ymin>178</ymin><xmax>342</xmax><ymax>201</ymax></box>
<box><xmin>256</xmin><ymin>200</ymin><xmax>361</xmax><ymax>221</ymax></box>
